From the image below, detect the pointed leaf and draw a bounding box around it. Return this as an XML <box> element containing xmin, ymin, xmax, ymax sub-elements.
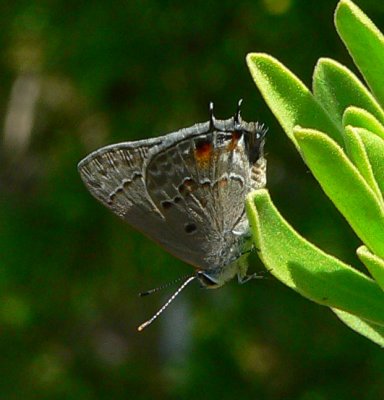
<box><xmin>343</xmin><ymin>106</ymin><xmax>384</xmax><ymax>141</ymax></box>
<box><xmin>333</xmin><ymin>309</ymin><xmax>384</xmax><ymax>347</ymax></box>
<box><xmin>355</xmin><ymin>128</ymin><xmax>384</xmax><ymax>197</ymax></box>
<box><xmin>293</xmin><ymin>127</ymin><xmax>384</xmax><ymax>259</ymax></box>
<box><xmin>335</xmin><ymin>0</ymin><xmax>384</xmax><ymax>107</ymax></box>
<box><xmin>246</xmin><ymin>189</ymin><xmax>384</xmax><ymax>326</ymax></box>
<box><xmin>343</xmin><ymin>125</ymin><xmax>383</xmax><ymax>202</ymax></box>
<box><xmin>357</xmin><ymin>245</ymin><xmax>384</xmax><ymax>291</ymax></box>
<box><xmin>246</xmin><ymin>53</ymin><xmax>342</xmax><ymax>148</ymax></box>
<box><xmin>313</xmin><ymin>58</ymin><xmax>384</xmax><ymax>128</ymax></box>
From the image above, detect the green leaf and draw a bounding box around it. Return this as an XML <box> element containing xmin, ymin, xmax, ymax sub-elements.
<box><xmin>293</xmin><ymin>127</ymin><xmax>384</xmax><ymax>259</ymax></box>
<box><xmin>333</xmin><ymin>309</ymin><xmax>384</xmax><ymax>347</ymax></box>
<box><xmin>342</xmin><ymin>125</ymin><xmax>383</xmax><ymax>202</ymax></box>
<box><xmin>313</xmin><ymin>58</ymin><xmax>384</xmax><ymax>128</ymax></box>
<box><xmin>354</xmin><ymin>127</ymin><xmax>384</xmax><ymax>197</ymax></box>
<box><xmin>246</xmin><ymin>53</ymin><xmax>343</xmax><ymax>148</ymax></box>
<box><xmin>246</xmin><ymin>189</ymin><xmax>384</xmax><ymax>327</ymax></box>
<box><xmin>357</xmin><ymin>246</ymin><xmax>384</xmax><ymax>291</ymax></box>
<box><xmin>335</xmin><ymin>0</ymin><xmax>384</xmax><ymax>107</ymax></box>
<box><xmin>342</xmin><ymin>106</ymin><xmax>384</xmax><ymax>141</ymax></box>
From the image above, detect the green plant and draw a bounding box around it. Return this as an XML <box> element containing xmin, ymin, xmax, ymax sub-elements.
<box><xmin>246</xmin><ymin>0</ymin><xmax>384</xmax><ymax>346</ymax></box>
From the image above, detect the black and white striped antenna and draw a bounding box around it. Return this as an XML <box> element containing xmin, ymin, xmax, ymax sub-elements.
<box><xmin>137</xmin><ymin>275</ymin><xmax>196</xmax><ymax>332</ymax></box>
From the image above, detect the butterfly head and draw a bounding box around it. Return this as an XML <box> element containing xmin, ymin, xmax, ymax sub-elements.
<box><xmin>196</xmin><ymin>270</ymin><xmax>221</xmax><ymax>288</ymax></box>
<box><xmin>195</xmin><ymin>253</ymin><xmax>249</xmax><ymax>289</ymax></box>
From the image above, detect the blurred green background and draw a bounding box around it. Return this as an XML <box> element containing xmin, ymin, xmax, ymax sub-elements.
<box><xmin>0</xmin><ymin>0</ymin><xmax>383</xmax><ymax>398</ymax></box>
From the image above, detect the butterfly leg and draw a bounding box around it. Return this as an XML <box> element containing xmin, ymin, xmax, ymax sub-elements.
<box><xmin>237</xmin><ymin>272</ymin><xmax>265</xmax><ymax>284</ymax></box>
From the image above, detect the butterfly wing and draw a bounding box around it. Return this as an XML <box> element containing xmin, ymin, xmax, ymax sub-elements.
<box><xmin>78</xmin><ymin>119</ymin><xmax>266</xmax><ymax>270</ymax></box>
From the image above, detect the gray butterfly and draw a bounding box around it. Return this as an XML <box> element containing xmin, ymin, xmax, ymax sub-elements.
<box><xmin>78</xmin><ymin>101</ymin><xmax>267</xmax><ymax>330</ymax></box>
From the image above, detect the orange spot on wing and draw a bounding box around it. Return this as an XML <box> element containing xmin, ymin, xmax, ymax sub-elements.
<box><xmin>194</xmin><ymin>141</ymin><xmax>213</xmax><ymax>167</ymax></box>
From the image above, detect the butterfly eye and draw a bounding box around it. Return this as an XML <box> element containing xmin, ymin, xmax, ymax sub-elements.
<box><xmin>197</xmin><ymin>271</ymin><xmax>218</xmax><ymax>288</ymax></box>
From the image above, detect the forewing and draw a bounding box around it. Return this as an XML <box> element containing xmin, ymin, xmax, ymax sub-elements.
<box><xmin>77</xmin><ymin>127</ymin><xmax>222</xmax><ymax>269</ymax></box>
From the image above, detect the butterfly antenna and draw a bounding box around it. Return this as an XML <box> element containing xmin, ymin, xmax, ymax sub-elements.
<box><xmin>139</xmin><ymin>274</ymin><xmax>193</xmax><ymax>297</ymax></box>
<box><xmin>137</xmin><ymin>275</ymin><xmax>196</xmax><ymax>332</ymax></box>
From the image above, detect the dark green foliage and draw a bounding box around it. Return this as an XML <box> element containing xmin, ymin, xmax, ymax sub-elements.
<box><xmin>0</xmin><ymin>0</ymin><xmax>383</xmax><ymax>399</ymax></box>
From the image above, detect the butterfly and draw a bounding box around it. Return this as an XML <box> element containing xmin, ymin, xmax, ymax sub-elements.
<box><xmin>78</xmin><ymin>100</ymin><xmax>267</xmax><ymax>330</ymax></box>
